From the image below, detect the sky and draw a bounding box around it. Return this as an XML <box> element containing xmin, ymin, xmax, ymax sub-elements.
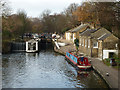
<box><xmin>8</xmin><ymin>0</ymin><xmax>83</xmax><ymax>18</ymax></box>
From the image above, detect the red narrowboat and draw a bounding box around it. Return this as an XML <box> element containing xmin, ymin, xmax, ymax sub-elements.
<box><xmin>65</xmin><ymin>52</ymin><xmax>92</xmax><ymax>70</ymax></box>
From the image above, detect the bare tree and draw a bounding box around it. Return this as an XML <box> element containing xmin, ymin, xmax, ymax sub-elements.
<box><xmin>63</xmin><ymin>3</ymin><xmax>79</xmax><ymax>28</ymax></box>
<box><xmin>0</xmin><ymin>0</ymin><xmax>11</xmax><ymax>17</ymax></box>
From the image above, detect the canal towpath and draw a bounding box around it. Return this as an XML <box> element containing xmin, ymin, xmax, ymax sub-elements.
<box><xmin>54</xmin><ymin>39</ymin><xmax>119</xmax><ymax>89</ymax></box>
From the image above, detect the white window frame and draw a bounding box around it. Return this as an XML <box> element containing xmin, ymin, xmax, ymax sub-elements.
<box><xmin>88</xmin><ymin>39</ymin><xmax>90</xmax><ymax>48</ymax></box>
<box><xmin>79</xmin><ymin>38</ymin><xmax>81</xmax><ymax>45</ymax></box>
<box><xmin>85</xmin><ymin>39</ymin><xmax>87</xmax><ymax>47</ymax></box>
<box><xmin>93</xmin><ymin>41</ymin><xmax>98</xmax><ymax>48</ymax></box>
<box><xmin>82</xmin><ymin>39</ymin><xmax>84</xmax><ymax>46</ymax></box>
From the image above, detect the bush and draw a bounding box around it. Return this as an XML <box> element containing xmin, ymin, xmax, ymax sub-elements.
<box><xmin>105</xmin><ymin>58</ymin><xmax>110</xmax><ymax>62</ymax></box>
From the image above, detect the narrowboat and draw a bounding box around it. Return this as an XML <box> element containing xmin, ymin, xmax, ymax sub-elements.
<box><xmin>65</xmin><ymin>52</ymin><xmax>92</xmax><ymax>70</ymax></box>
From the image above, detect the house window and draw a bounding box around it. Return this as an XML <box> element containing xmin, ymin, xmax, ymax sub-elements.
<box><xmin>93</xmin><ymin>41</ymin><xmax>98</xmax><ymax>48</ymax></box>
<box><xmin>82</xmin><ymin>39</ymin><xmax>84</xmax><ymax>46</ymax></box>
<box><xmin>80</xmin><ymin>38</ymin><xmax>81</xmax><ymax>45</ymax></box>
<box><xmin>85</xmin><ymin>39</ymin><xmax>87</xmax><ymax>47</ymax></box>
<box><xmin>88</xmin><ymin>40</ymin><xmax>90</xmax><ymax>48</ymax></box>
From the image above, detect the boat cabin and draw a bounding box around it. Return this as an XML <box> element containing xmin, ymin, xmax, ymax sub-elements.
<box><xmin>66</xmin><ymin>52</ymin><xmax>89</xmax><ymax>66</ymax></box>
<box><xmin>26</xmin><ymin>39</ymin><xmax>38</xmax><ymax>53</ymax></box>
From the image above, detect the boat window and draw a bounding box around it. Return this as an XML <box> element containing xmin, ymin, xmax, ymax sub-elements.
<box><xmin>75</xmin><ymin>58</ymin><xmax>77</xmax><ymax>63</ymax></box>
<box><xmin>71</xmin><ymin>56</ymin><xmax>73</xmax><ymax>60</ymax></box>
<box><xmin>67</xmin><ymin>53</ymin><xmax>69</xmax><ymax>56</ymax></box>
<box><xmin>73</xmin><ymin>57</ymin><xmax>77</xmax><ymax>63</ymax></box>
<box><xmin>69</xmin><ymin>54</ymin><xmax>71</xmax><ymax>58</ymax></box>
<box><xmin>73</xmin><ymin>57</ymin><xmax>75</xmax><ymax>61</ymax></box>
<box><xmin>71</xmin><ymin>55</ymin><xmax>73</xmax><ymax>59</ymax></box>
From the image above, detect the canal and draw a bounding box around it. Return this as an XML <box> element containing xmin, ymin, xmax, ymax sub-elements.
<box><xmin>2</xmin><ymin>44</ymin><xmax>109</xmax><ymax>88</ymax></box>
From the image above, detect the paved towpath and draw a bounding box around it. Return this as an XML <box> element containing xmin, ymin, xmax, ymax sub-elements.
<box><xmin>89</xmin><ymin>57</ymin><xmax>118</xmax><ymax>88</ymax></box>
<box><xmin>54</xmin><ymin>39</ymin><xmax>119</xmax><ymax>89</ymax></box>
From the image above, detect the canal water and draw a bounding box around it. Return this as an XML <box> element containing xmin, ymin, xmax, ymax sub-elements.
<box><xmin>2</xmin><ymin>44</ymin><xmax>109</xmax><ymax>88</ymax></box>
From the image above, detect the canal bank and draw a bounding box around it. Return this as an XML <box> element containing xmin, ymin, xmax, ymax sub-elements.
<box><xmin>54</xmin><ymin>39</ymin><xmax>119</xmax><ymax>89</ymax></box>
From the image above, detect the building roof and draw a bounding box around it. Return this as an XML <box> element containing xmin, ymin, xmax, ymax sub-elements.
<box><xmin>91</xmin><ymin>28</ymin><xmax>111</xmax><ymax>39</ymax></box>
<box><xmin>98</xmin><ymin>33</ymin><xmax>111</xmax><ymax>40</ymax></box>
<box><xmin>80</xmin><ymin>28</ymin><xmax>98</xmax><ymax>36</ymax></box>
<box><xmin>66</xmin><ymin>24</ymin><xmax>89</xmax><ymax>33</ymax></box>
<box><xmin>71</xmin><ymin>24</ymin><xmax>89</xmax><ymax>33</ymax></box>
<box><xmin>79</xmin><ymin>26</ymin><xmax>118</xmax><ymax>42</ymax></box>
<box><xmin>66</xmin><ymin>29</ymin><xmax>73</xmax><ymax>33</ymax></box>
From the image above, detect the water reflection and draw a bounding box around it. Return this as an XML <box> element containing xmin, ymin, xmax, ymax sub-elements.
<box><xmin>2</xmin><ymin>50</ymin><xmax>108</xmax><ymax>88</ymax></box>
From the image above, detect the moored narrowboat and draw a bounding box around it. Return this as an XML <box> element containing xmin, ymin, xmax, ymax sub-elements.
<box><xmin>65</xmin><ymin>52</ymin><xmax>92</xmax><ymax>70</ymax></box>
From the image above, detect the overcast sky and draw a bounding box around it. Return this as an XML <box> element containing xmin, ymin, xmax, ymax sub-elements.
<box><xmin>8</xmin><ymin>0</ymin><xmax>83</xmax><ymax>18</ymax></box>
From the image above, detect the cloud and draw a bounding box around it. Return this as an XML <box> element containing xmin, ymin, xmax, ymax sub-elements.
<box><xmin>9</xmin><ymin>0</ymin><xmax>82</xmax><ymax>17</ymax></box>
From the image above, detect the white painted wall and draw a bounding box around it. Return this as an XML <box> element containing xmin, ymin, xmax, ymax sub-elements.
<box><xmin>66</xmin><ymin>32</ymin><xmax>68</xmax><ymax>40</ymax></box>
<box><xmin>103</xmin><ymin>50</ymin><xmax>118</xmax><ymax>59</ymax></box>
<box><xmin>66</xmin><ymin>32</ymin><xmax>71</xmax><ymax>40</ymax></box>
<box><xmin>73</xmin><ymin>33</ymin><xmax>76</xmax><ymax>42</ymax></box>
<box><xmin>68</xmin><ymin>33</ymin><xmax>70</xmax><ymax>40</ymax></box>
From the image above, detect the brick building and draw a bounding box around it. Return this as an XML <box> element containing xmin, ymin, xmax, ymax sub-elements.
<box><xmin>65</xmin><ymin>23</ymin><xmax>90</xmax><ymax>43</ymax></box>
<box><xmin>79</xmin><ymin>28</ymin><xmax>119</xmax><ymax>60</ymax></box>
